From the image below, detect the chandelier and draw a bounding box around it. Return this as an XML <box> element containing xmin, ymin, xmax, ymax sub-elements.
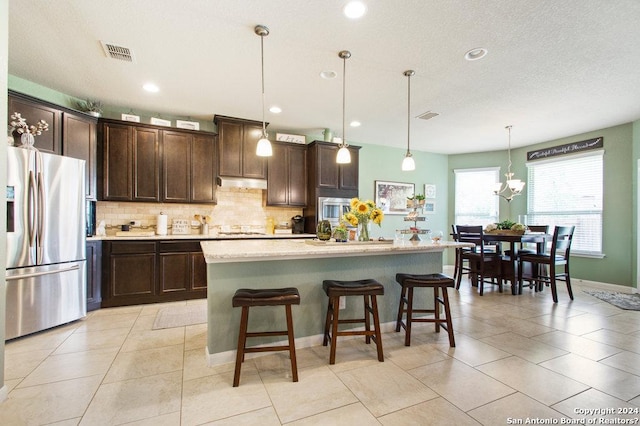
<box><xmin>493</xmin><ymin>125</ymin><xmax>525</xmax><ymax>202</ymax></box>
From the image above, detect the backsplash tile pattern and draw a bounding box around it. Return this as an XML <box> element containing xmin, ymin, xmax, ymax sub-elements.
<box><xmin>96</xmin><ymin>187</ymin><xmax>302</xmax><ymax>235</ymax></box>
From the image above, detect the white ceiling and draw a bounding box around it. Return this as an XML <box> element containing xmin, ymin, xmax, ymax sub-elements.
<box><xmin>8</xmin><ymin>0</ymin><xmax>640</xmax><ymax>154</ymax></box>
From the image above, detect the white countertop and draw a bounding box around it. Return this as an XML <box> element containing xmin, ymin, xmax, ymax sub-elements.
<box><xmin>87</xmin><ymin>233</ymin><xmax>316</xmax><ymax>241</ymax></box>
<box><xmin>200</xmin><ymin>239</ymin><xmax>471</xmax><ymax>263</ymax></box>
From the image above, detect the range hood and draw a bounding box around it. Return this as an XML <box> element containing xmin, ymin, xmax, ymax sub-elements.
<box><xmin>216</xmin><ymin>176</ymin><xmax>268</xmax><ymax>190</ymax></box>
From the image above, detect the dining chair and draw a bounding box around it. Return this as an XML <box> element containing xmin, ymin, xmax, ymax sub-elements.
<box><xmin>455</xmin><ymin>225</ymin><xmax>503</xmax><ymax>295</ymax></box>
<box><xmin>517</xmin><ymin>226</ymin><xmax>575</xmax><ymax>303</ymax></box>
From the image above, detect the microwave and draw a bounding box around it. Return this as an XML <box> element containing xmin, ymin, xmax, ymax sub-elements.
<box><xmin>318</xmin><ymin>197</ymin><xmax>352</xmax><ymax>227</ymax></box>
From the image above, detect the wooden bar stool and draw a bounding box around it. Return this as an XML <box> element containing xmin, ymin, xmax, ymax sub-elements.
<box><xmin>395</xmin><ymin>273</ymin><xmax>456</xmax><ymax>347</ymax></box>
<box><xmin>322</xmin><ymin>279</ymin><xmax>384</xmax><ymax>365</ymax></box>
<box><xmin>232</xmin><ymin>287</ymin><xmax>300</xmax><ymax>387</ymax></box>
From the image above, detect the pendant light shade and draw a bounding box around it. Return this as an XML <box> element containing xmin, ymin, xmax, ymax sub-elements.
<box><xmin>493</xmin><ymin>125</ymin><xmax>525</xmax><ymax>202</ymax></box>
<box><xmin>336</xmin><ymin>50</ymin><xmax>351</xmax><ymax>164</ymax></box>
<box><xmin>255</xmin><ymin>24</ymin><xmax>272</xmax><ymax>157</ymax></box>
<box><xmin>401</xmin><ymin>70</ymin><xmax>416</xmax><ymax>171</ymax></box>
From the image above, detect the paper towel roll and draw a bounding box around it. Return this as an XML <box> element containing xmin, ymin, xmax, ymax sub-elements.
<box><xmin>156</xmin><ymin>213</ymin><xmax>168</xmax><ymax>235</ymax></box>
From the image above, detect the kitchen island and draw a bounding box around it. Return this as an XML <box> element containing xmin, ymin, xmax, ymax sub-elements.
<box><xmin>201</xmin><ymin>239</ymin><xmax>469</xmax><ymax>365</ymax></box>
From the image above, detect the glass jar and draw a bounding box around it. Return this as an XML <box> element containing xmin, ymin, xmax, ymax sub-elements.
<box><xmin>316</xmin><ymin>220</ymin><xmax>332</xmax><ymax>241</ymax></box>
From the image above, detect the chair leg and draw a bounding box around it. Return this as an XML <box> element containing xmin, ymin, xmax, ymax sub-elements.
<box><xmin>233</xmin><ymin>306</ymin><xmax>250</xmax><ymax>387</ymax></box>
<box><xmin>329</xmin><ymin>296</ymin><xmax>340</xmax><ymax>365</ymax></box>
<box><xmin>285</xmin><ymin>304</ymin><xmax>298</xmax><ymax>382</ymax></box>
<box><xmin>565</xmin><ymin>265</ymin><xmax>574</xmax><ymax>300</ymax></box>
<box><xmin>371</xmin><ymin>295</ymin><xmax>384</xmax><ymax>362</ymax></box>
<box><xmin>453</xmin><ymin>248</ymin><xmax>460</xmax><ymax>282</ymax></box>
<box><xmin>395</xmin><ymin>285</ymin><xmax>407</xmax><ymax>332</ymax></box>
<box><xmin>405</xmin><ymin>287</ymin><xmax>414</xmax><ymax>346</ymax></box>
<box><xmin>549</xmin><ymin>264</ymin><xmax>559</xmax><ymax>303</ymax></box>
<box><xmin>441</xmin><ymin>286</ymin><xmax>456</xmax><ymax>347</ymax></box>
<box><xmin>455</xmin><ymin>258</ymin><xmax>463</xmax><ymax>290</ymax></box>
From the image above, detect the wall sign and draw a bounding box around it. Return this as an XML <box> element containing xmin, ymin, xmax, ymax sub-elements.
<box><xmin>527</xmin><ymin>137</ymin><xmax>603</xmax><ymax>161</ymax></box>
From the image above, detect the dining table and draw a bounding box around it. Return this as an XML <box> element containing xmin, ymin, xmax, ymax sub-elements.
<box><xmin>482</xmin><ymin>232</ymin><xmax>550</xmax><ymax>295</ymax></box>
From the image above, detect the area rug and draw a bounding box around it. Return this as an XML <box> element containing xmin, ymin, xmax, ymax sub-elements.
<box><xmin>152</xmin><ymin>304</ymin><xmax>207</xmax><ymax>329</ymax></box>
<box><xmin>583</xmin><ymin>290</ymin><xmax>640</xmax><ymax>311</ymax></box>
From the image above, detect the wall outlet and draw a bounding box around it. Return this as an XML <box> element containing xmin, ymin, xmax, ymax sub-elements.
<box><xmin>339</xmin><ymin>296</ymin><xmax>345</xmax><ymax>310</ymax></box>
<box><xmin>131</xmin><ymin>220</ymin><xmax>141</xmax><ymax>227</ymax></box>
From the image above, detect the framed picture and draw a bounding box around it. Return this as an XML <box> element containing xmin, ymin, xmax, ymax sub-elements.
<box><xmin>176</xmin><ymin>120</ymin><xmax>200</xmax><ymax>131</ymax></box>
<box><xmin>424</xmin><ymin>184</ymin><xmax>436</xmax><ymax>199</ymax></box>
<box><xmin>276</xmin><ymin>133</ymin><xmax>305</xmax><ymax>144</ymax></box>
<box><xmin>374</xmin><ymin>180</ymin><xmax>415</xmax><ymax>215</ymax></box>
<box><xmin>150</xmin><ymin>117</ymin><xmax>171</xmax><ymax>127</ymax></box>
<box><xmin>424</xmin><ymin>201</ymin><xmax>436</xmax><ymax>214</ymax></box>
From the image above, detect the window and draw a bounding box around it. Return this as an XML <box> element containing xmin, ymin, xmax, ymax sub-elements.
<box><xmin>526</xmin><ymin>151</ymin><xmax>604</xmax><ymax>256</ymax></box>
<box><xmin>454</xmin><ymin>168</ymin><xmax>499</xmax><ymax>226</ymax></box>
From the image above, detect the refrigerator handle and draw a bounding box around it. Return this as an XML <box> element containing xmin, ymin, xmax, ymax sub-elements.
<box><xmin>5</xmin><ymin>264</ymin><xmax>80</xmax><ymax>281</ymax></box>
<box><xmin>28</xmin><ymin>170</ymin><xmax>37</xmax><ymax>247</ymax></box>
<box><xmin>37</xmin><ymin>171</ymin><xmax>46</xmax><ymax>252</ymax></box>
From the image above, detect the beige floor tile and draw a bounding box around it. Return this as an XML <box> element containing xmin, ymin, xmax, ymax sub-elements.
<box><xmin>181</xmin><ymin>370</ymin><xmax>271</xmax><ymax>425</ymax></box>
<box><xmin>467</xmin><ymin>392</ymin><xmax>566</xmax><ymax>424</ymax></box>
<box><xmin>540</xmin><ymin>353</ymin><xmax>640</xmax><ymax>400</ymax></box>
<box><xmin>451</xmin><ymin>315</ymin><xmax>511</xmax><ymax>339</ymax></box>
<box><xmin>80</xmin><ymin>371</ymin><xmax>182</xmax><ymax>425</ymax></box>
<box><xmin>140</xmin><ymin>300</ymin><xmax>187</xmax><ymax>316</ymax></box>
<box><xmin>337</xmin><ymin>362</ymin><xmax>438</xmax><ymax>417</ymax></box>
<box><xmin>4</xmin><ymin>348</ymin><xmax>54</xmax><ymax>380</ymax></box>
<box><xmin>263</xmin><ymin>365</ymin><xmax>358</xmax><ymax>423</ymax></box>
<box><xmin>103</xmin><ymin>343</ymin><xmax>184</xmax><ymax>383</ymax></box>
<box><xmin>74</xmin><ymin>312</ymin><xmax>139</xmax><ymax>333</ymax></box>
<box><xmin>52</xmin><ymin>327</ymin><xmax>130</xmax><ymax>355</ymax></box>
<box><xmin>207</xmin><ymin>406</ymin><xmax>282</xmax><ymax>425</ymax></box>
<box><xmin>252</xmin><ymin>347</ymin><xmax>325</xmax><ymax>377</ymax></box>
<box><xmin>310</xmin><ymin>337</ymin><xmax>383</xmax><ymax>373</ymax></box>
<box><xmin>551</xmin><ymin>388</ymin><xmax>640</xmax><ymax>420</ymax></box>
<box><xmin>123</xmin><ymin>411</ymin><xmax>182</xmax><ymax>425</ymax></box>
<box><xmin>48</xmin><ymin>417</ymin><xmax>82</xmax><ymax>426</ymax></box>
<box><xmin>583</xmin><ymin>329</ymin><xmax>640</xmax><ymax>354</ymax></box>
<box><xmin>410</xmin><ymin>358</ymin><xmax>514</xmax><ymax>411</ymax></box>
<box><xmin>18</xmin><ymin>347</ymin><xmax>119</xmax><ymax>388</ymax></box>
<box><xmin>480</xmin><ymin>332</ymin><xmax>568</xmax><ymax>363</ymax></box>
<box><xmin>550</xmin><ymin>313</ymin><xmax>613</xmax><ymax>335</ymax></box>
<box><xmin>185</xmin><ymin>322</ymin><xmax>208</xmax><ymax>350</ymax></box>
<box><xmin>434</xmin><ymin>333</ymin><xmax>511</xmax><ymax>367</ymax></box>
<box><xmin>599</xmin><ymin>350</ymin><xmax>640</xmax><ymax>376</ymax></box>
<box><xmin>131</xmin><ymin>313</ymin><xmax>157</xmax><ymax>331</ymax></box>
<box><xmin>384</xmin><ymin>333</ymin><xmax>451</xmax><ymax>370</ymax></box>
<box><xmin>477</xmin><ymin>356</ymin><xmax>589</xmax><ymax>405</ymax></box>
<box><xmin>0</xmin><ymin>375</ymin><xmax>102</xmax><ymax>425</ymax></box>
<box><xmin>120</xmin><ymin>327</ymin><xmax>185</xmax><ymax>353</ymax></box>
<box><xmin>90</xmin><ymin>305</ymin><xmax>143</xmax><ymax>317</ymax></box>
<box><xmin>379</xmin><ymin>397</ymin><xmax>480</xmax><ymax>425</ymax></box>
<box><xmin>5</xmin><ymin>326</ymin><xmax>75</xmax><ymax>355</ymax></box>
<box><xmin>532</xmin><ymin>330</ymin><xmax>622</xmax><ymax>361</ymax></box>
<box><xmin>287</xmin><ymin>402</ymin><xmax>379</xmax><ymax>426</ymax></box>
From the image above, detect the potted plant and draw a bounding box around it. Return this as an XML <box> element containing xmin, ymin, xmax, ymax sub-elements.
<box><xmin>415</xmin><ymin>194</ymin><xmax>426</xmax><ymax>206</ymax></box>
<box><xmin>332</xmin><ymin>221</ymin><xmax>349</xmax><ymax>242</ymax></box>
<box><xmin>79</xmin><ymin>99</ymin><xmax>104</xmax><ymax>117</ymax></box>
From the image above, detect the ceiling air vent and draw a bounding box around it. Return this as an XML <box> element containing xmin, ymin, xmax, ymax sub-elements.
<box><xmin>417</xmin><ymin>111</ymin><xmax>440</xmax><ymax>121</ymax></box>
<box><xmin>100</xmin><ymin>41</ymin><xmax>135</xmax><ymax>62</ymax></box>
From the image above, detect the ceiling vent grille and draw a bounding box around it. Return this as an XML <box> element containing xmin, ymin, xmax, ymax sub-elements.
<box><xmin>417</xmin><ymin>111</ymin><xmax>439</xmax><ymax>121</ymax></box>
<box><xmin>100</xmin><ymin>41</ymin><xmax>135</xmax><ymax>62</ymax></box>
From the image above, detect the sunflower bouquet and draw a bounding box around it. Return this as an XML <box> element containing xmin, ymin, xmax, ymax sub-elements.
<box><xmin>342</xmin><ymin>197</ymin><xmax>384</xmax><ymax>241</ymax></box>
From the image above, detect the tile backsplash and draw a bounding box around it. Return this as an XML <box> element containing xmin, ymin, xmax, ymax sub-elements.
<box><xmin>96</xmin><ymin>187</ymin><xmax>302</xmax><ymax>235</ymax></box>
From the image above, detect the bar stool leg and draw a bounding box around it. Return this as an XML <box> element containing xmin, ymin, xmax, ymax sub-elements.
<box><xmin>233</xmin><ymin>306</ymin><xmax>250</xmax><ymax>387</ymax></box>
<box><xmin>371</xmin><ymin>295</ymin><xmax>384</xmax><ymax>361</ymax></box>
<box><xmin>285</xmin><ymin>304</ymin><xmax>298</xmax><ymax>382</ymax></box>
<box><xmin>441</xmin><ymin>286</ymin><xmax>456</xmax><ymax>347</ymax></box>
<box><xmin>405</xmin><ymin>287</ymin><xmax>414</xmax><ymax>346</ymax></box>
<box><xmin>329</xmin><ymin>296</ymin><xmax>340</xmax><ymax>365</ymax></box>
<box><xmin>395</xmin><ymin>285</ymin><xmax>407</xmax><ymax>332</ymax></box>
<box><xmin>323</xmin><ymin>297</ymin><xmax>333</xmax><ymax>347</ymax></box>
<box><xmin>433</xmin><ymin>287</ymin><xmax>441</xmax><ymax>333</ymax></box>
<box><xmin>364</xmin><ymin>295</ymin><xmax>371</xmax><ymax>344</ymax></box>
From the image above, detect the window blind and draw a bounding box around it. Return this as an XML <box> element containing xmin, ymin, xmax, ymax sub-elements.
<box><xmin>454</xmin><ymin>168</ymin><xmax>500</xmax><ymax>226</ymax></box>
<box><xmin>526</xmin><ymin>150</ymin><xmax>604</xmax><ymax>256</ymax></box>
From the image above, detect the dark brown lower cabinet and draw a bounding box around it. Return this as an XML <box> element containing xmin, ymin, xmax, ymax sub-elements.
<box><xmin>101</xmin><ymin>240</ymin><xmax>206</xmax><ymax>308</ymax></box>
<box><xmin>86</xmin><ymin>241</ymin><xmax>102</xmax><ymax>311</ymax></box>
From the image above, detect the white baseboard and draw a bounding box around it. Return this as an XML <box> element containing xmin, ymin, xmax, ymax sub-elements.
<box><xmin>0</xmin><ymin>385</ymin><xmax>8</xmax><ymax>404</ymax></box>
<box><xmin>206</xmin><ymin>320</ymin><xmax>398</xmax><ymax>367</ymax></box>
<box><xmin>573</xmin><ymin>278</ymin><xmax>637</xmax><ymax>294</ymax></box>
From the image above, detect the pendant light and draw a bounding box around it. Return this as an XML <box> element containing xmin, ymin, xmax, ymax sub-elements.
<box><xmin>493</xmin><ymin>125</ymin><xmax>525</xmax><ymax>202</ymax></box>
<box><xmin>255</xmin><ymin>24</ymin><xmax>272</xmax><ymax>157</ymax></box>
<box><xmin>336</xmin><ymin>50</ymin><xmax>352</xmax><ymax>164</ymax></box>
<box><xmin>401</xmin><ymin>70</ymin><xmax>416</xmax><ymax>171</ymax></box>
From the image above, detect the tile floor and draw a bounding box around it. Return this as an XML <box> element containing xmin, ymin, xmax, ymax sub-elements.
<box><xmin>3</xmin><ymin>267</ymin><xmax>640</xmax><ymax>425</ymax></box>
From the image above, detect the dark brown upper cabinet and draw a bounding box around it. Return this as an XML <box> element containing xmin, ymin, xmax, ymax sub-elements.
<box><xmin>267</xmin><ymin>141</ymin><xmax>307</xmax><ymax>207</ymax></box>
<box><xmin>214</xmin><ymin>115</ymin><xmax>267</xmax><ymax>179</ymax></box>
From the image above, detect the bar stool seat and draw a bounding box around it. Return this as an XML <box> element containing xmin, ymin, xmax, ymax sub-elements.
<box><xmin>232</xmin><ymin>287</ymin><xmax>300</xmax><ymax>387</ymax></box>
<box><xmin>395</xmin><ymin>273</ymin><xmax>456</xmax><ymax>347</ymax></box>
<box><xmin>322</xmin><ymin>279</ymin><xmax>384</xmax><ymax>365</ymax></box>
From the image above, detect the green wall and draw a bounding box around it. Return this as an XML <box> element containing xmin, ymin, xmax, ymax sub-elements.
<box><xmin>449</xmin><ymin>123</ymin><xmax>635</xmax><ymax>287</ymax></box>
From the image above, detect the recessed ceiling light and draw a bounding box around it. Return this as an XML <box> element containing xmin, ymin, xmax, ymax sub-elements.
<box><xmin>143</xmin><ymin>82</ymin><xmax>159</xmax><ymax>92</ymax></box>
<box><xmin>464</xmin><ymin>47</ymin><xmax>488</xmax><ymax>61</ymax></box>
<box><xmin>269</xmin><ymin>106</ymin><xmax>282</xmax><ymax>114</ymax></box>
<box><xmin>320</xmin><ymin>70</ymin><xmax>337</xmax><ymax>79</ymax></box>
<box><xmin>350</xmin><ymin>121</ymin><xmax>361</xmax><ymax>127</ymax></box>
<box><xmin>344</xmin><ymin>1</ymin><xmax>367</xmax><ymax>19</ymax></box>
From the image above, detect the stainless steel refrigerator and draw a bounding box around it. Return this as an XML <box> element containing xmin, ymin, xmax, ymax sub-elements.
<box><xmin>5</xmin><ymin>146</ymin><xmax>86</xmax><ymax>340</ymax></box>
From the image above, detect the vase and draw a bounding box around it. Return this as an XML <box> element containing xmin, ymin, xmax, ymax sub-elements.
<box><xmin>20</xmin><ymin>133</ymin><xmax>35</xmax><ymax>149</ymax></box>
<box><xmin>317</xmin><ymin>220</ymin><xmax>332</xmax><ymax>241</ymax></box>
<box><xmin>201</xmin><ymin>224</ymin><xmax>209</xmax><ymax>235</ymax></box>
<box><xmin>358</xmin><ymin>220</ymin><xmax>371</xmax><ymax>242</ymax></box>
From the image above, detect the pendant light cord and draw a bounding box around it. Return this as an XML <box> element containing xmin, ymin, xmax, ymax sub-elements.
<box><xmin>407</xmin><ymin>72</ymin><xmax>411</xmax><ymax>155</ymax></box>
<box><xmin>506</xmin><ymin>125</ymin><xmax>512</xmax><ymax>174</ymax></box>
<box><xmin>342</xmin><ymin>53</ymin><xmax>346</xmax><ymax>147</ymax></box>
<box><xmin>261</xmin><ymin>34</ymin><xmax>266</xmax><ymax>137</ymax></box>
